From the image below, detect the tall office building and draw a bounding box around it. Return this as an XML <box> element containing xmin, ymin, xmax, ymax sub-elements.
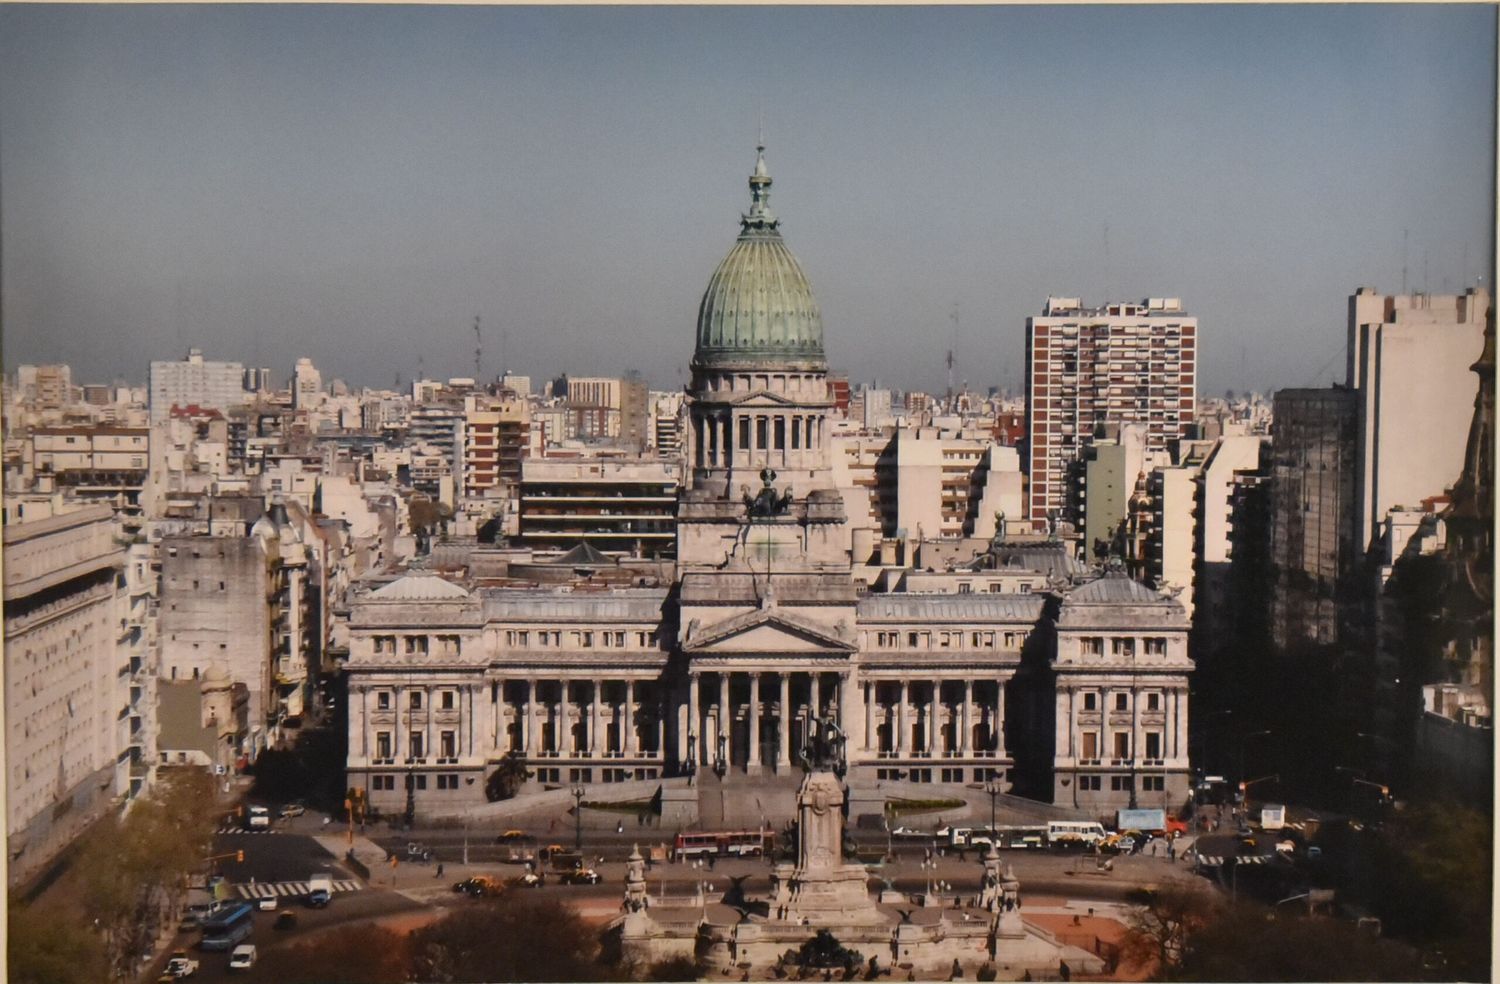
<box><xmin>149</xmin><ymin>349</ymin><xmax>247</xmax><ymax>423</ymax></box>
<box><xmin>292</xmin><ymin>357</ymin><xmax>324</xmax><ymax>410</ymax></box>
<box><xmin>1347</xmin><ymin>287</ymin><xmax>1488</xmax><ymax>553</ymax></box>
<box><xmin>1268</xmin><ymin>388</ymin><xmax>1359</xmax><ymax>648</ymax></box>
<box><xmin>1024</xmin><ymin>298</ymin><xmax>1197</xmax><ymax>530</ymax></box>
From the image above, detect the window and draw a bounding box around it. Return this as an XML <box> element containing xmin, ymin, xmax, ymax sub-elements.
<box><xmin>441</xmin><ymin>691</ymin><xmax>455</xmax><ymax>710</ymax></box>
<box><xmin>989</xmin><ymin>583</ymin><xmax>1005</xmax><ymax>593</ymax></box>
<box><xmin>1082</xmin><ymin>692</ymin><xmax>1098</xmax><ymax>711</ymax></box>
<box><xmin>410</xmin><ymin>691</ymin><xmax>423</xmax><ymax>710</ymax></box>
<box><xmin>1081</xmin><ymin>732</ymin><xmax>1098</xmax><ymax>760</ymax></box>
<box><xmin>1081</xmin><ymin>637</ymin><xmax>1104</xmax><ymax>657</ymax></box>
<box><xmin>414</xmin><ymin>775</ymin><xmax>427</xmax><ymax>790</ymax></box>
<box><xmin>436</xmin><ymin>774</ymin><xmax>460</xmax><ymax>790</ymax></box>
<box><xmin>1145</xmin><ymin>637</ymin><xmax>1167</xmax><ymax>656</ymax></box>
<box><xmin>1113</xmin><ymin>732</ymin><xmax>1130</xmax><ymax>759</ymax></box>
<box><xmin>377</xmin><ymin>691</ymin><xmax>392</xmax><ymax>710</ymax></box>
<box><xmin>404</xmin><ymin>635</ymin><xmax>429</xmax><ymax>656</ymax></box>
<box><xmin>1112</xmin><ymin>638</ymin><xmax>1136</xmax><ymax>658</ymax></box>
<box><xmin>1111</xmin><ymin>776</ymin><xmax>1134</xmax><ymax>792</ymax></box>
<box><xmin>1145</xmin><ymin>732</ymin><xmax>1162</xmax><ymax>760</ymax></box>
<box><xmin>1143</xmin><ymin>776</ymin><xmax>1165</xmax><ymax>792</ymax></box>
<box><xmin>958</xmin><ymin>582</ymin><xmax>972</xmax><ymax>594</ymax></box>
<box><xmin>440</xmin><ymin>731</ymin><xmax>456</xmax><ymax>758</ymax></box>
<box><xmin>409</xmin><ymin>732</ymin><xmax>425</xmax><ymax>759</ymax></box>
<box><xmin>374</xmin><ymin>775</ymin><xmax>395</xmax><ymax>791</ymax></box>
<box><xmin>1079</xmin><ymin>775</ymin><xmax>1101</xmax><ymax>791</ymax></box>
<box><xmin>1114</xmin><ymin>693</ymin><xmax>1128</xmax><ymax>712</ymax></box>
<box><xmin>376</xmin><ymin>733</ymin><xmax>392</xmax><ymax>759</ymax></box>
<box><xmin>1146</xmin><ymin>692</ymin><xmax>1161</xmax><ymax>711</ymax></box>
<box><xmin>1020</xmin><ymin>583</ymin><xmax>1033</xmax><ymax>594</ymax></box>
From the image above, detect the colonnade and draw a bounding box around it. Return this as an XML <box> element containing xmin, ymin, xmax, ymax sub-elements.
<box><xmin>860</xmin><ymin>678</ymin><xmax>1006</xmax><ymax>759</ymax></box>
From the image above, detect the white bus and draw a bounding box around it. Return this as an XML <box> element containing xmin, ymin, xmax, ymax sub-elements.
<box><xmin>1046</xmin><ymin>820</ymin><xmax>1107</xmax><ymax>846</ymax></box>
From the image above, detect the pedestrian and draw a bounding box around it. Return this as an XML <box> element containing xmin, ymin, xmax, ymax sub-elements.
<box><xmin>436</xmin><ymin>863</ymin><xmax>444</xmax><ymax>878</ymax></box>
<box><xmin>617</xmin><ymin>820</ymin><xmax>624</xmax><ymax>834</ymax></box>
<box><xmin>1167</xmin><ymin>842</ymin><xmax>1175</xmax><ymax>862</ymax></box>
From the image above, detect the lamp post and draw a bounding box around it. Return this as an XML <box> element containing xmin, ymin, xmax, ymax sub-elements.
<box><xmin>1239</xmin><ymin>730</ymin><xmax>1272</xmax><ymax>786</ymax></box>
<box><xmin>715</xmin><ymin>733</ymin><xmax>728</xmax><ymax>780</ymax></box>
<box><xmin>571</xmin><ymin>786</ymin><xmax>586</xmax><ymax>852</ymax></box>
<box><xmin>686</xmin><ymin>730</ymin><xmax>696</xmax><ymax>783</ymax></box>
<box><xmin>983</xmin><ymin>776</ymin><xmax>1001</xmax><ymax>841</ymax></box>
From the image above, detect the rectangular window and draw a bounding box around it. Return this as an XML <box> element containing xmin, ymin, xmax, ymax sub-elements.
<box><xmin>774</xmin><ymin>417</ymin><xmax>785</xmax><ymax>450</ymax></box>
<box><xmin>415</xmin><ymin>775</ymin><xmax>427</xmax><ymax>790</ymax></box>
<box><xmin>441</xmin><ymin>691</ymin><xmax>455</xmax><ymax>710</ymax></box>
<box><xmin>374</xmin><ymin>635</ymin><xmax>396</xmax><ymax>655</ymax></box>
<box><xmin>410</xmin><ymin>732</ymin><xmax>425</xmax><ymax>759</ymax></box>
<box><xmin>1111</xmin><ymin>776</ymin><xmax>1134</xmax><ymax>792</ymax></box>
<box><xmin>1082</xmin><ymin>692</ymin><xmax>1097</xmax><ymax>711</ymax></box>
<box><xmin>441</xmin><ymin>731</ymin><xmax>456</xmax><ymax>758</ymax></box>
<box><xmin>410</xmin><ymin>691</ymin><xmax>424</xmax><ymax>710</ymax></box>
<box><xmin>1081</xmin><ymin>637</ymin><xmax>1104</xmax><ymax>657</ymax></box>
<box><xmin>1147</xmin><ymin>692</ymin><xmax>1161</xmax><ymax>711</ymax></box>
<box><xmin>1114</xmin><ymin>693</ymin><xmax>1128</xmax><ymax>712</ymax></box>
<box><xmin>1081</xmin><ymin>732</ymin><xmax>1098</xmax><ymax>760</ymax></box>
<box><xmin>376</xmin><ymin>732</ymin><xmax>391</xmax><ymax>759</ymax></box>
<box><xmin>1080</xmin><ymin>775</ymin><xmax>1101</xmax><ymax>791</ymax></box>
<box><xmin>958</xmin><ymin>582</ymin><xmax>972</xmax><ymax>594</ymax></box>
<box><xmin>377</xmin><ymin>691</ymin><xmax>392</xmax><ymax>710</ymax></box>
<box><xmin>1145</xmin><ymin>637</ymin><xmax>1167</xmax><ymax>656</ymax></box>
<box><xmin>740</xmin><ymin>417</ymin><xmax>750</xmax><ymax>450</ymax></box>
<box><xmin>1112</xmin><ymin>638</ymin><xmax>1136</xmax><ymax>657</ymax></box>
<box><xmin>1145</xmin><ymin>732</ymin><xmax>1162</xmax><ymax>760</ymax></box>
<box><xmin>756</xmin><ymin>417</ymin><xmax>768</xmax><ymax>449</ymax></box>
<box><xmin>1113</xmin><ymin>732</ymin><xmax>1130</xmax><ymax>759</ymax></box>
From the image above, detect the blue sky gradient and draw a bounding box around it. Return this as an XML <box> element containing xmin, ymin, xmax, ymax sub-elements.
<box><xmin>2</xmin><ymin>4</ymin><xmax>1494</xmax><ymax>396</ymax></box>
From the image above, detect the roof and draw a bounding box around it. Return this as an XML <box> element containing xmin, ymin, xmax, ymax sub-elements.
<box><xmin>857</xmin><ymin>593</ymin><xmax>1046</xmax><ymax>622</ymax></box>
<box><xmin>553</xmin><ymin>541</ymin><xmax>618</xmax><ymax>568</ymax></box>
<box><xmin>368</xmin><ymin>574</ymin><xmax>472</xmax><ymax>601</ymax></box>
<box><xmin>692</xmin><ymin>147</ymin><xmax>826</xmax><ymax>372</ymax></box>
<box><xmin>481</xmin><ymin>587</ymin><xmax>668</xmax><ymax>622</ymax></box>
<box><xmin>1063</xmin><ymin>573</ymin><xmax>1168</xmax><ymax>605</ymax></box>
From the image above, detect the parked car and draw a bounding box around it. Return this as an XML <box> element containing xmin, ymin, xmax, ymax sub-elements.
<box><xmin>256</xmin><ymin>896</ymin><xmax>278</xmax><ymax>911</ymax></box>
<box><xmin>558</xmin><ymin>868</ymin><xmax>601</xmax><ymax>885</ymax></box>
<box><xmin>280</xmin><ymin>803</ymin><xmax>306</xmax><ymax>819</ymax></box>
<box><xmin>512</xmin><ymin>872</ymin><xmax>542</xmax><ymax>888</ymax></box>
<box><xmin>497</xmin><ymin>829</ymin><xmax>534</xmax><ymax>842</ymax></box>
<box><xmin>452</xmin><ymin>876</ymin><xmax>505</xmax><ymax>897</ymax></box>
<box><xmin>164</xmin><ymin>951</ymin><xmax>199</xmax><ymax>977</ymax></box>
<box><xmin>228</xmin><ymin>944</ymin><xmax>257</xmax><ymax>971</ymax></box>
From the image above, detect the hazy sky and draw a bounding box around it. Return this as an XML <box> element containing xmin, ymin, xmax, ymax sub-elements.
<box><xmin>2</xmin><ymin>5</ymin><xmax>1494</xmax><ymax>397</ymax></box>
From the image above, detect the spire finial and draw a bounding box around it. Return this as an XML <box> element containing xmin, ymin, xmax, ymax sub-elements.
<box><xmin>744</xmin><ymin>129</ymin><xmax>776</xmax><ymax>231</ymax></box>
<box><xmin>758</xmin><ymin>105</ymin><xmax>765</xmax><ymax>153</ymax></box>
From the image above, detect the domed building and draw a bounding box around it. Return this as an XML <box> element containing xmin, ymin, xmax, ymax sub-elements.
<box><xmin>341</xmin><ymin>147</ymin><xmax>1194</xmax><ymax>826</ymax></box>
<box><xmin>686</xmin><ymin>145</ymin><xmax>836</xmax><ymax>500</ymax></box>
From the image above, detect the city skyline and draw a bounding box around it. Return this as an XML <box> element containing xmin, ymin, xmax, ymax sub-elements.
<box><xmin>1</xmin><ymin>4</ymin><xmax>1494</xmax><ymax>396</ymax></box>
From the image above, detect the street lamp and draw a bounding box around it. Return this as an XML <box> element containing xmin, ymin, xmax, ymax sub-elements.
<box><xmin>983</xmin><ymin>775</ymin><xmax>1002</xmax><ymax>843</ymax></box>
<box><xmin>714</xmin><ymin>733</ymin><xmax>728</xmax><ymax>779</ymax></box>
<box><xmin>571</xmin><ymin>786</ymin><xmax>586</xmax><ymax>852</ymax></box>
<box><xmin>1238</xmin><ymin>730</ymin><xmax>1272</xmax><ymax>785</ymax></box>
<box><xmin>686</xmin><ymin>730</ymin><xmax>696</xmax><ymax>780</ymax></box>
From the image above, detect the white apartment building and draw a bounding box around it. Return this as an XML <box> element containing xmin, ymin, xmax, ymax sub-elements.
<box><xmin>292</xmin><ymin>357</ymin><xmax>324</xmax><ymax>411</ymax></box>
<box><xmin>149</xmin><ymin>348</ymin><xmax>247</xmax><ymax>423</ymax></box>
<box><xmin>3</xmin><ymin>501</ymin><xmax>136</xmax><ymax>885</ymax></box>
<box><xmin>1025</xmin><ymin>298</ymin><xmax>1198</xmax><ymax>529</ymax></box>
<box><xmin>1347</xmin><ymin>287</ymin><xmax>1489</xmax><ymax>552</ymax></box>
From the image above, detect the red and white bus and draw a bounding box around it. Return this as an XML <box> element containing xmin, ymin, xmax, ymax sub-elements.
<box><xmin>673</xmin><ymin>829</ymin><xmax>775</xmax><ymax>860</ymax></box>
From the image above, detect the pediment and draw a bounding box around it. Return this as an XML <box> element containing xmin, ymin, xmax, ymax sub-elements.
<box><xmin>723</xmin><ymin>391</ymin><xmax>802</xmax><ymax>408</ymax></box>
<box><xmin>684</xmin><ymin>608</ymin><xmax>856</xmax><ymax>654</ymax></box>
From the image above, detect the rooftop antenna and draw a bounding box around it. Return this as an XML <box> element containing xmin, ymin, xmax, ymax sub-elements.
<box><xmin>947</xmin><ymin>305</ymin><xmax>959</xmax><ymax>407</ymax></box>
<box><xmin>473</xmin><ymin>315</ymin><xmax>482</xmax><ymax>384</ymax></box>
<box><xmin>1103</xmin><ymin>222</ymin><xmax>1111</xmax><ymax>303</ymax></box>
<box><xmin>1423</xmin><ymin>248</ymin><xmax>1429</xmax><ymax>296</ymax></box>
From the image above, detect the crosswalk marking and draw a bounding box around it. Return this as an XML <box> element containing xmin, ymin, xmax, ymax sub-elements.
<box><xmin>216</xmin><ymin>825</ymin><xmax>281</xmax><ymax>835</ymax></box>
<box><xmin>234</xmin><ymin>879</ymin><xmax>361</xmax><ymax>899</ymax></box>
<box><xmin>1195</xmin><ymin>854</ymin><xmax>1270</xmax><ymax>866</ymax></box>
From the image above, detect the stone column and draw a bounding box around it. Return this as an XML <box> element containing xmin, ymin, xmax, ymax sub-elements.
<box><xmin>526</xmin><ymin>680</ymin><xmax>539</xmax><ymax>757</ymax></box>
<box><xmin>961</xmin><ymin>679</ymin><xmax>973</xmax><ymax>756</ymax></box>
<box><xmin>925</xmin><ymin>682</ymin><xmax>937</xmax><ymax>755</ymax></box>
<box><xmin>688</xmin><ymin>672</ymin><xmax>700</xmax><ymax>766</ymax></box>
<box><xmin>748</xmin><ymin>673</ymin><xmax>761</xmax><ymax>767</ymax></box>
<box><xmin>810</xmin><ymin>673</ymin><xmax>822</xmax><ymax>719</ymax></box>
<box><xmin>994</xmin><ymin>682</ymin><xmax>1005</xmax><ymax>757</ymax></box>
<box><xmin>898</xmin><ymin>682</ymin><xmax>910</xmax><ymax>755</ymax></box>
<box><xmin>624</xmin><ymin>680</ymin><xmax>636</xmax><ymax>757</ymax></box>
<box><xmin>864</xmin><ymin>681</ymin><xmax>876</xmax><ymax>753</ymax></box>
<box><xmin>836</xmin><ymin>672</ymin><xmax>850</xmax><ymax>740</ymax></box>
<box><xmin>778</xmin><ymin>672</ymin><xmax>792</xmax><ymax>769</ymax></box>
<box><xmin>718</xmin><ymin>672</ymin><xmax>731</xmax><ymax>766</ymax></box>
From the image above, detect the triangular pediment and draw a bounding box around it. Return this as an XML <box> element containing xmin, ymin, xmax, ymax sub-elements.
<box><xmin>684</xmin><ymin>607</ymin><xmax>856</xmax><ymax>654</ymax></box>
<box><xmin>723</xmin><ymin>391</ymin><xmax>802</xmax><ymax>408</ymax></box>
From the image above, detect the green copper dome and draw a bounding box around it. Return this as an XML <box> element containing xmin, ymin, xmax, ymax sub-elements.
<box><xmin>693</xmin><ymin>147</ymin><xmax>827</xmax><ymax>372</ymax></box>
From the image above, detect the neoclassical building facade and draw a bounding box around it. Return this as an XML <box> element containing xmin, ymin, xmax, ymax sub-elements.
<box><xmin>343</xmin><ymin>149</ymin><xmax>1193</xmax><ymax>815</ymax></box>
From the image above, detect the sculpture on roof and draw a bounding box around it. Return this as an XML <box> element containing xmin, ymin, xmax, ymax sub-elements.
<box><xmin>745</xmin><ymin>467</ymin><xmax>794</xmax><ymax>518</ymax></box>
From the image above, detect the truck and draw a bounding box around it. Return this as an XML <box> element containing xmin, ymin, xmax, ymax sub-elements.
<box><xmin>1115</xmin><ymin>809</ymin><xmax>1167</xmax><ymax>834</ymax></box>
<box><xmin>1258</xmin><ymin>804</ymin><xmax>1286</xmax><ymax>831</ymax></box>
<box><xmin>306</xmin><ymin>873</ymin><xmax>333</xmax><ymax>907</ymax></box>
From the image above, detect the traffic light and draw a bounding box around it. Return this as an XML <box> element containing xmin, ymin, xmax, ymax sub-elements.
<box><xmin>1238</xmin><ymin>782</ymin><xmax>1247</xmax><ymax>795</ymax></box>
<box><xmin>236</xmin><ymin>850</ymin><xmax>245</xmax><ymax>863</ymax></box>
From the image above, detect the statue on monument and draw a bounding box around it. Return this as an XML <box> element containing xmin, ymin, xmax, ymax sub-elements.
<box><xmin>800</xmin><ymin>714</ymin><xmax>847</xmax><ymax>773</ymax></box>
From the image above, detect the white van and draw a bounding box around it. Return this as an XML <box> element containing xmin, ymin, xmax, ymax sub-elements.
<box><xmin>228</xmin><ymin>944</ymin><xmax>257</xmax><ymax>970</ymax></box>
<box><xmin>246</xmin><ymin>805</ymin><xmax>271</xmax><ymax>829</ymax></box>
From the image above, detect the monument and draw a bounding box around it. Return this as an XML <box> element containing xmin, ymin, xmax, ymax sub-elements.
<box><xmin>613</xmin><ymin>720</ymin><xmax>1101</xmax><ymax>979</ymax></box>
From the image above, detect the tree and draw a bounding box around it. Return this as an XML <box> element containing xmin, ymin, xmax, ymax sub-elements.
<box><xmin>485</xmin><ymin>751</ymin><xmax>532</xmax><ymax>802</ymax></box>
<box><xmin>643</xmin><ymin>955</ymin><xmax>703</xmax><ymax>981</ymax></box>
<box><xmin>8</xmin><ymin>896</ymin><xmax>107</xmax><ymax>984</ymax></box>
<box><xmin>1178</xmin><ymin>903</ymin><xmax>1425</xmax><ymax>981</ymax></box>
<box><xmin>1120</xmin><ymin>885</ymin><xmax>1213</xmax><ymax>979</ymax></box>
<box><xmin>406</xmin><ymin>899</ymin><xmax>609</xmax><ymax>982</ymax></box>
<box><xmin>256</xmin><ymin>924</ymin><xmax>411</xmax><ymax>983</ymax></box>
